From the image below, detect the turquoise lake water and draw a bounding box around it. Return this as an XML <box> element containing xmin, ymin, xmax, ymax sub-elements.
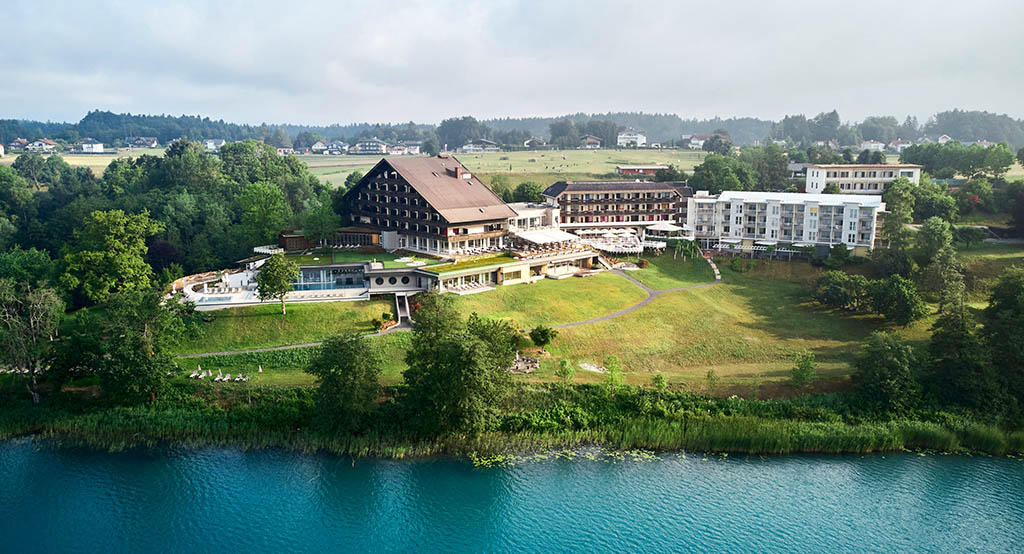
<box><xmin>1</xmin><ymin>439</ymin><xmax>1022</xmax><ymax>553</ymax></box>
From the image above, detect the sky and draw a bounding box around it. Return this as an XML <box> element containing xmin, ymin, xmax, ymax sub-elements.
<box><xmin>1</xmin><ymin>0</ymin><xmax>1021</xmax><ymax>126</ymax></box>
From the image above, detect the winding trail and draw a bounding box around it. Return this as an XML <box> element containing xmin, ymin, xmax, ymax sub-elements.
<box><xmin>176</xmin><ymin>257</ymin><xmax>722</xmax><ymax>359</ymax></box>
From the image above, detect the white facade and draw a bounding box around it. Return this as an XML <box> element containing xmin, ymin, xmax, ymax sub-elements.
<box><xmin>204</xmin><ymin>139</ymin><xmax>226</xmax><ymax>151</ymax></box>
<box><xmin>0</xmin><ymin>144</ymin><xmax>5</xmax><ymax>157</ymax></box>
<box><xmin>687</xmin><ymin>191</ymin><xmax>885</xmax><ymax>251</ymax></box>
<box><xmin>26</xmin><ymin>140</ymin><xmax>57</xmax><ymax>152</ymax></box>
<box><xmin>805</xmin><ymin>164</ymin><xmax>922</xmax><ymax>194</ymax></box>
<box><xmin>507</xmin><ymin>202</ymin><xmax>560</xmax><ymax>232</ymax></box>
<box><xmin>79</xmin><ymin>138</ymin><xmax>103</xmax><ymax>153</ymax></box>
<box><xmin>860</xmin><ymin>140</ymin><xmax>885</xmax><ymax>152</ymax></box>
<box><xmin>351</xmin><ymin>139</ymin><xmax>388</xmax><ymax>154</ymax></box>
<box><xmin>310</xmin><ymin>140</ymin><xmax>328</xmax><ymax>153</ymax></box>
<box><xmin>617</xmin><ymin>130</ymin><xmax>647</xmax><ymax>147</ymax></box>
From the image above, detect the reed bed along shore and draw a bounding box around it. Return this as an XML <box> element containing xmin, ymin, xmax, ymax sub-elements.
<box><xmin>3</xmin><ymin>406</ymin><xmax>1021</xmax><ymax>458</ymax></box>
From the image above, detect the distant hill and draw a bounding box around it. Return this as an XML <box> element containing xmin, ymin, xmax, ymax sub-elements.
<box><xmin>1</xmin><ymin>108</ymin><xmax>1021</xmax><ymax>148</ymax></box>
<box><xmin>485</xmin><ymin>112</ymin><xmax>774</xmax><ymax>145</ymax></box>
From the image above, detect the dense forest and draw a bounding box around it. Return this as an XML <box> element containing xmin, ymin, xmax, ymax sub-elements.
<box><xmin>3</xmin><ymin>109</ymin><xmax>1023</xmax><ymax>149</ymax></box>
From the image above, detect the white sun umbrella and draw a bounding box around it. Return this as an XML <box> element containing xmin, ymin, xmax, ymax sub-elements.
<box><xmin>602</xmin><ymin>232</ymin><xmax>618</xmax><ymax>238</ymax></box>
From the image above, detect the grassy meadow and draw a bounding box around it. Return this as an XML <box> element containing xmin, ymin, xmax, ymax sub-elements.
<box><xmin>173</xmin><ymin>298</ymin><xmax>392</xmax><ymax>355</ymax></box>
<box><xmin>622</xmin><ymin>252</ymin><xmax>717</xmax><ymax>290</ymax></box>
<box><xmin>451</xmin><ymin>271</ymin><xmax>648</xmax><ymax>329</ymax></box>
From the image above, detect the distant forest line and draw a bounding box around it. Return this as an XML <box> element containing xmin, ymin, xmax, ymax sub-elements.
<box><xmin>2</xmin><ymin>108</ymin><xmax>1023</xmax><ymax>149</ymax></box>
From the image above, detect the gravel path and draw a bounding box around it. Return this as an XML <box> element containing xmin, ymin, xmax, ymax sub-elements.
<box><xmin>176</xmin><ymin>257</ymin><xmax>722</xmax><ymax>358</ymax></box>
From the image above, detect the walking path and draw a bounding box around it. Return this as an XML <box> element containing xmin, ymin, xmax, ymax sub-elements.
<box><xmin>176</xmin><ymin>257</ymin><xmax>722</xmax><ymax>358</ymax></box>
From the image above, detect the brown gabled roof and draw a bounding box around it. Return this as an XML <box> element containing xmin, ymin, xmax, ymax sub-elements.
<box><xmin>373</xmin><ymin>156</ymin><xmax>517</xmax><ymax>224</ymax></box>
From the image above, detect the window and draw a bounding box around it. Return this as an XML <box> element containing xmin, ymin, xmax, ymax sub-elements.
<box><xmin>401</xmin><ymin>276</ymin><xmax>410</xmax><ymax>285</ymax></box>
<box><xmin>504</xmin><ymin>270</ymin><xmax>521</xmax><ymax>280</ymax></box>
<box><xmin>388</xmin><ymin>277</ymin><xmax>397</xmax><ymax>285</ymax></box>
<box><xmin>375</xmin><ymin>278</ymin><xmax>384</xmax><ymax>285</ymax></box>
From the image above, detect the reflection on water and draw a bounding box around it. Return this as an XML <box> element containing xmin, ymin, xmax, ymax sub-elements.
<box><xmin>1</xmin><ymin>439</ymin><xmax>1022</xmax><ymax>553</ymax></box>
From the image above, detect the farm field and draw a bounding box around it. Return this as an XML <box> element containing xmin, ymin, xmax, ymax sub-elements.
<box><xmin>0</xmin><ymin>148</ymin><xmax>165</xmax><ymax>176</ymax></box>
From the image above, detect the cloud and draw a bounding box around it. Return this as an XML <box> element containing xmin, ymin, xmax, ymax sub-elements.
<box><xmin>0</xmin><ymin>0</ymin><xmax>1021</xmax><ymax>125</ymax></box>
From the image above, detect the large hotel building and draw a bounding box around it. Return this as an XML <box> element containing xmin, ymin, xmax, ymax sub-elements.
<box><xmin>805</xmin><ymin>163</ymin><xmax>921</xmax><ymax>194</ymax></box>
<box><xmin>688</xmin><ymin>191</ymin><xmax>885</xmax><ymax>256</ymax></box>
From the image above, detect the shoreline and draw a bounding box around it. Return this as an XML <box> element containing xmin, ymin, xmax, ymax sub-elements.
<box><xmin>4</xmin><ymin>410</ymin><xmax>1021</xmax><ymax>460</ymax></box>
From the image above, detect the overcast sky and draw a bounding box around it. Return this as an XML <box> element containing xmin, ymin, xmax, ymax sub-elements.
<box><xmin>1</xmin><ymin>0</ymin><xmax>1021</xmax><ymax>126</ymax></box>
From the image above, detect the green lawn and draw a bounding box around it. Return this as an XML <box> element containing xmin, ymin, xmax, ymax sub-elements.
<box><xmin>537</xmin><ymin>263</ymin><xmax>932</xmax><ymax>389</ymax></box>
<box><xmin>179</xmin><ymin>333</ymin><xmax>413</xmax><ymax>386</ymax></box>
<box><xmin>286</xmin><ymin>249</ymin><xmax>444</xmax><ymax>268</ymax></box>
<box><xmin>427</xmin><ymin>254</ymin><xmax>518</xmax><ymax>274</ymax></box>
<box><xmin>451</xmin><ymin>271</ymin><xmax>648</xmax><ymax>329</ymax></box>
<box><xmin>958</xmin><ymin>241</ymin><xmax>1024</xmax><ymax>296</ymax></box>
<box><xmin>624</xmin><ymin>253</ymin><xmax>716</xmax><ymax>289</ymax></box>
<box><xmin>173</xmin><ymin>298</ymin><xmax>392</xmax><ymax>354</ymax></box>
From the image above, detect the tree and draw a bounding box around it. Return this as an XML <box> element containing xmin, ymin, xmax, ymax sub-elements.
<box><xmin>914</xmin><ymin>216</ymin><xmax>952</xmax><ymax>266</ymax></box>
<box><xmin>529</xmin><ymin>325</ymin><xmax>558</xmax><ymax>350</ymax></box>
<box><xmin>403</xmin><ymin>293</ymin><xmax>517</xmax><ymax>434</ymax></box>
<box><xmin>0</xmin><ymin>247</ymin><xmax>57</xmax><ymax>288</ymax></box>
<box><xmin>702</xmin><ymin>134</ymin><xmax>733</xmax><ymax>156</ymax></box>
<box><xmin>239</xmin><ymin>181</ymin><xmax>288</xmax><ymax>246</ymax></box>
<box><xmin>823</xmin><ymin>243</ymin><xmax>851</xmax><ymax>269</ymax></box>
<box><xmin>437</xmin><ymin>116</ymin><xmax>488</xmax><ymax>150</ymax></box>
<box><xmin>790</xmin><ymin>351</ymin><xmax>817</xmax><ymax>390</ymax></box>
<box><xmin>980</xmin><ymin>267</ymin><xmax>1024</xmax><ymax>401</ymax></box>
<box><xmin>739</xmin><ymin>144</ymin><xmax>788</xmax><ymax>189</ymax></box>
<box><xmin>548</xmin><ymin>119</ymin><xmax>579</xmax><ymax>148</ymax></box>
<box><xmin>812</xmin><ymin>271</ymin><xmax>868</xmax><ymax>311</ymax></box>
<box><xmin>255</xmin><ymin>253</ymin><xmax>299</xmax><ymax>314</ymax></box>
<box><xmin>926</xmin><ymin>303</ymin><xmax>996</xmax><ymax>411</ymax></box>
<box><xmin>869</xmin><ymin>275</ymin><xmax>928</xmax><ymax>326</ymax></box>
<box><xmin>421</xmin><ymin>138</ymin><xmax>440</xmax><ymax>156</ymax></box>
<box><xmin>303</xmin><ymin>191</ymin><xmax>341</xmax><ymax>248</ymax></box>
<box><xmin>0</xmin><ymin>279</ymin><xmax>64</xmax><ymax>403</ymax></box>
<box><xmin>556</xmin><ymin>359</ymin><xmax>575</xmax><ymax>398</ymax></box>
<box><xmin>853</xmin><ymin>332</ymin><xmax>918</xmax><ymax>414</ymax></box>
<box><xmin>512</xmin><ymin>182</ymin><xmax>545</xmax><ymax>203</ymax></box>
<box><xmin>61</xmin><ymin>209</ymin><xmax>164</xmax><ymax>304</ymax></box>
<box><xmin>688</xmin><ymin>154</ymin><xmax>754</xmax><ymax>194</ymax></box>
<box><xmin>1017</xmin><ymin>146</ymin><xmax>1024</xmax><ymax>168</ymax></box>
<box><xmin>952</xmin><ymin>226</ymin><xmax>987</xmax><ymax>249</ymax></box>
<box><xmin>879</xmin><ymin>177</ymin><xmax>916</xmax><ymax>276</ymax></box>
<box><xmin>306</xmin><ymin>333</ymin><xmax>383</xmax><ymax>431</ymax></box>
<box><xmin>603</xmin><ymin>355</ymin><xmax>624</xmax><ymax>398</ymax></box>
<box><xmin>983</xmin><ymin>143</ymin><xmax>1016</xmax><ymax>179</ymax></box>
<box><xmin>97</xmin><ymin>288</ymin><xmax>184</xmax><ymax>403</ymax></box>
<box><xmin>653</xmin><ymin>164</ymin><xmax>687</xmax><ymax>182</ymax></box>
<box><xmin>822</xmin><ymin>183</ymin><xmax>841</xmax><ymax>194</ymax></box>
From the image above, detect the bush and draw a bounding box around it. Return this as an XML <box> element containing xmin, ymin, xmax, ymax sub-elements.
<box><xmin>790</xmin><ymin>351</ymin><xmax>818</xmax><ymax>390</ymax></box>
<box><xmin>637</xmin><ymin>259</ymin><xmax>650</xmax><ymax>268</ymax></box>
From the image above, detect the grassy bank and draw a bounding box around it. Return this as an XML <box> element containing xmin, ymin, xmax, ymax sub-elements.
<box><xmin>173</xmin><ymin>298</ymin><xmax>392</xmax><ymax>354</ymax></box>
<box><xmin>2</xmin><ymin>385</ymin><xmax>1021</xmax><ymax>457</ymax></box>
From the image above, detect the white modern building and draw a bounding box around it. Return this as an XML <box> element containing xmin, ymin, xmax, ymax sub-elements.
<box><xmin>805</xmin><ymin>164</ymin><xmax>922</xmax><ymax>194</ymax></box>
<box><xmin>616</xmin><ymin>129</ymin><xmax>647</xmax><ymax>147</ymax></box>
<box><xmin>204</xmin><ymin>139</ymin><xmax>226</xmax><ymax>152</ymax></box>
<box><xmin>860</xmin><ymin>140</ymin><xmax>885</xmax><ymax>152</ymax></box>
<box><xmin>687</xmin><ymin>190</ymin><xmax>886</xmax><ymax>256</ymax></box>
<box><xmin>78</xmin><ymin>138</ymin><xmax>104</xmax><ymax>153</ymax></box>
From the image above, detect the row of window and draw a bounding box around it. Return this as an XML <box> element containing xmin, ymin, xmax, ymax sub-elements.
<box><xmin>562</xmin><ymin>192</ymin><xmax>676</xmax><ymax>201</ymax></box>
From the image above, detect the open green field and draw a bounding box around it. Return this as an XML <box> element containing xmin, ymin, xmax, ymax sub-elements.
<box><xmin>623</xmin><ymin>252</ymin><xmax>716</xmax><ymax>290</ymax></box>
<box><xmin>538</xmin><ymin>263</ymin><xmax>933</xmax><ymax>390</ymax></box>
<box><xmin>172</xmin><ymin>298</ymin><xmax>392</xmax><ymax>355</ymax></box>
<box><xmin>451</xmin><ymin>271</ymin><xmax>648</xmax><ymax>329</ymax></box>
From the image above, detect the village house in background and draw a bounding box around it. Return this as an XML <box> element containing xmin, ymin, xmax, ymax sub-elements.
<box><xmin>804</xmin><ymin>163</ymin><xmax>922</xmax><ymax>194</ymax></box>
<box><xmin>524</xmin><ymin>136</ymin><xmax>547</xmax><ymax>148</ymax></box>
<box><xmin>203</xmin><ymin>139</ymin><xmax>226</xmax><ymax>152</ymax></box>
<box><xmin>457</xmin><ymin>139</ymin><xmax>500</xmax><ymax>153</ymax></box>
<box><xmin>350</xmin><ymin>138</ymin><xmax>389</xmax><ymax>155</ymax></box>
<box><xmin>77</xmin><ymin>138</ymin><xmax>104</xmax><ymax>153</ymax></box>
<box><xmin>579</xmin><ymin>135</ymin><xmax>602</xmax><ymax>149</ymax></box>
<box><xmin>26</xmin><ymin>139</ymin><xmax>58</xmax><ymax>152</ymax></box>
<box><xmin>688</xmin><ymin>191</ymin><xmax>885</xmax><ymax>256</ymax></box>
<box><xmin>615</xmin><ymin>165</ymin><xmax>668</xmax><ymax>176</ymax></box>
<box><xmin>126</xmin><ymin>136</ymin><xmax>159</xmax><ymax>148</ymax></box>
<box><xmin>616</xmin><ymin>129</ymin><xmax>647</xmax><ymax>147</ymax></box>
<box><xmin>859</xmin><ymin>140</ymin><xmax>886</xmax><ymax>152</ymax></box>
<box><xmin>7</xmin><ymin>138</ymin><xmax>28</xmax><ymax>152</ymax></box>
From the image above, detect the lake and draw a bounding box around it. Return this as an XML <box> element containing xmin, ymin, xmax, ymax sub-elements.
<box><xmin>1</xmin><ymin>439</ymin><xmax>1022</xmax><ymax>553</ymax></box>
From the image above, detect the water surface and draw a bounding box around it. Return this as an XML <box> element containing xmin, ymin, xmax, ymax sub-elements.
<box><xmin>1</xmin><ymin>440</ymin><xmax>1022</xmax><ymax>553</ymax></box>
